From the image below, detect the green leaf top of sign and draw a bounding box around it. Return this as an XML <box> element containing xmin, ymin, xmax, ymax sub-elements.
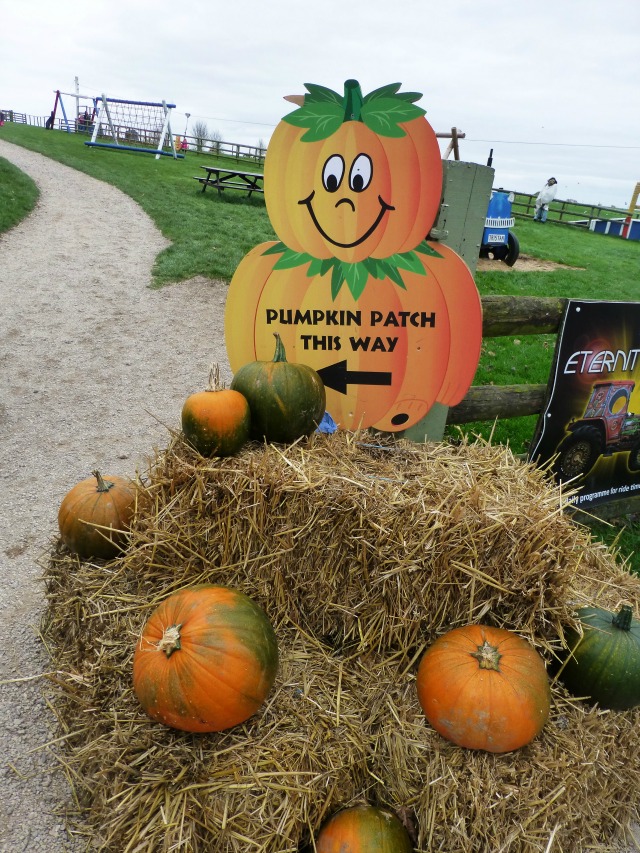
<box><xmin>283</xmin><ymin>79</ymin><xmax>426</xmax><ymax>142</ymax></box>
<box><xmin>263</xmin><ymin>240</ymin><xmax>442</xmax><ymax>301</ymax></box>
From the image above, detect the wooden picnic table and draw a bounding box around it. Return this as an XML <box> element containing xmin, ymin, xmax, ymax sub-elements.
<box><xmin>194</xmin><ymin>165</ymin><xmax>264</xmax><ymax>197</ymax></box>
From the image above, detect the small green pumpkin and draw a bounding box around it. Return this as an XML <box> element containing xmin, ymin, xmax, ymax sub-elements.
<box><xmin>558</xmin><ymin>603</ymin><xmax>640</xmax><ymax>710</ymax></box>
<box><xmin>230</xmin><ymin>333</ymin><xmax>326</xmax><ymax>443</ymax></box>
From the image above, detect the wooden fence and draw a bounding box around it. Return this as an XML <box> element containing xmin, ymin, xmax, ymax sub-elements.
<box><xmin>0</xmin><ymin>111</ymin><xmax>44</xmax><ymax>126</ymax></box>
<box><xmin>448</xmin><ymin>294</ymin><xmax>564</xmax><ymax>425</ymax></box>
<box><xmin>506</xmin><ymin>191</ymin><xmax>632</xmax><ymax>226</ymax></box>
<box><xmin>2</xmin><ymin>108</ymin><xmax>466</xmax><ymax>167</ymax></box>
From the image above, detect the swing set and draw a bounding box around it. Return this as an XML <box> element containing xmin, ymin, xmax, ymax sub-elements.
<box><xmin>50</xmin><ymin>90</ymin><xmax>184</xmax><ymax>159</ymax></box>
<box><xmin>50</xmin><ymin>89</ymin><xmax>98</xmax><ymax>134</ymax></box>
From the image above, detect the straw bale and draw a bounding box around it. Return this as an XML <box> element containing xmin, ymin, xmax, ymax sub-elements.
<box><xmin>122</xmin><ymin>431</ymin><xmax>639</xmax><ymax>656</ymax></box>
<box><xmin>42</xmin><ymin>578</ymin><xmax>365</xmax><ymax>852</ymax></box>
<box><xmin>363</xmin><ymin>659</ymin><xmax>640</xmax><ymax>853</ymax></box>
<box><xmin>40</xmin><ymin>431</ymin><xmax>640</xmax><ymax>851</ymax></box>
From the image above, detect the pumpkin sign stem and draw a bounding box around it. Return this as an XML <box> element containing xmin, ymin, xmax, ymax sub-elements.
<box><xmin>471</xmin><ymin>640</ymin><xmax>502</xmax><ymax>671</ymax></box>
<box><xmin>272</xmin><ymin>333</ymin><xmax>288</xmax><ymax>363</ymax></box>
<box><xmin>343</xmin><ymin>79</ymin><xmax>364</xmax><ymax>122</ymax></box>
<box><xmin>92</xmin><ymin>470</ymin><xmax>114</xmax><ymax>493</ymax></box>
<box><xmin>612</xmin><ymin>604</ymin><xmax>633</xmax><ymax>632</ymax></box>
<box><xmin>157</xmin><ymin>624</ymin><xmax>182</xmax><ymax>657</ymax></box>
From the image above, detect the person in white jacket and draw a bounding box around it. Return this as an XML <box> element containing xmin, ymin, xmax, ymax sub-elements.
<box><xmin>533</xmin><ymin>177</ymin><xmax>558</xmax><ymax>222</ymax></box>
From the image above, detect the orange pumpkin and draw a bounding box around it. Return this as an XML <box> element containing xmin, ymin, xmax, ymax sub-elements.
<box><xmin>58</xmin><ymin>470</ymin><xmax>136</xmax><ymax>560</ymax></box>
<box><xmin>181</xmin><ymin>364</ymin><xmax>250</xmax><ymax>456</ymax></box>
<box><xmin>416</xmin><ymin>624</ymin><xmax>550</xmax><ymax>753</ymax></box>
<box><xmin>265</xmin><ymin>80</ymin><xmax>442</xmax><ymax>263</ymax></box>
<box><xmin>315</xmin><ymin>804</ymin><xmax>413</xmax><ymax>853</ymax></box>
<box><xmin>133</xmin><ymin>585</ymin><xmax>278</xmax><ymax>733</ymax></box>
<box><xmin>225</xmin><ymin>241</ymin><xmax>481</xmax><ymax>431</ymax></box>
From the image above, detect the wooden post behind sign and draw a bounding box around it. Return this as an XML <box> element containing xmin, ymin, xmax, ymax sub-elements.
<box><xmin>622</xmin><ymin>182</ymin><xmax>640</xmax><ymax>239</ymax></box>
<box><xmin>400</xmin><ymin>160</ymin><xmax>494</xmax><ymax>443</ymax></box>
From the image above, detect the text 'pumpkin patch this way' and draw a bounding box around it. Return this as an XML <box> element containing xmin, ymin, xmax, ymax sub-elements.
<box><xmin>225</xmin><ymin>80</ymin><xmax>482</xmax><ymax>432</ymax></box>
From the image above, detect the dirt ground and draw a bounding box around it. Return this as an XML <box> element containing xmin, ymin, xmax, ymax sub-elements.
<box><xmin>476</xmin><ymin>253</ymin><xmax>581</xmax><ymax>272</ymax></box>
<box><xmin>0</xmin><ymin>139</ymin><xmax>231</xmax><ymax>852</ymax></box>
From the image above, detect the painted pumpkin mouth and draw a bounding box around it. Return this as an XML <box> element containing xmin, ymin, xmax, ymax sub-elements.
<box><xmin>298</xmin><ymin>190</ymin><xmax>395</xmax><ymax>249</ymax></box>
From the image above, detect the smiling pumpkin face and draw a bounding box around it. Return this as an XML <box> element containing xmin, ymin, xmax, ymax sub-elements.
<box><xmin>264</xmin><ymin>98</ymin><xmax>442</xmax><ymax>263</ymax></box>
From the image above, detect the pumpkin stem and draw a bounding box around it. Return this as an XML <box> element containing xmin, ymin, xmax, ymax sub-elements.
<box><xmin>156</xmin><ymin>624</ymin><xmax>182</xmax><ymax>657</ymax></box>
<box><xmin>612</xmin><ymin>604</ymin><xmax>634</xmax><ymax>632</ymax></box>
<box><xmin>206</xmin><ymin>363</ymin><xmax>225</xmax><ymax>392</ymax></box>
<box><xmin>343</xmin><ymin>79</ymin><xmax>364</xmax><ymax>123</ymax></box>
<box><xmin>272</xmin><ymin>333</ymin><xmax>288</xmax><ymax>363</ymax></box>
<box><xmin>470</xmin><ymin>640</ymin><xmax>502</xmax><ymax>671</ymax></box>
<box><xmin>92</xmin><ymin>470</ymin><xmax>114</xmax><ymax>493</ymax></box>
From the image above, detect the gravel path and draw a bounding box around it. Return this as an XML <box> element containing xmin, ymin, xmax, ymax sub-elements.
<box><xmin>0</xmin><ymin>140</ymin><xmax>230</xmax><ymax>852</ymax></box>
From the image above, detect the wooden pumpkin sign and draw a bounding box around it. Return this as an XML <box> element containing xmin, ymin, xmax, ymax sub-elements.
<box><xmin>225</xmin><ymin>79</ymin><xmax>482</xmax><ymax>432</ymax></box>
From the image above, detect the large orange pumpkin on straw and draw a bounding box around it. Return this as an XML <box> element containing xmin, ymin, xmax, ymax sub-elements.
<box><xmin>133</xmin><ymin>585</ymin><xmax>279</xmax><ymax>733</ymax></box>
<box><xmin>416</xmin><ymin>624</ymin><xmax>550</xmax><ymax>753</ymax></box>
<box><xmin>225</xmin><ymin>79</ymin><xmax>482</xmax><ymax>432</ymax></box>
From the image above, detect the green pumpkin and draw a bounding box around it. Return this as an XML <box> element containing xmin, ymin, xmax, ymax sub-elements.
<box><xmin>559</xmin><ymin>603</ymin><xmax>640</xmax><ymax>710</ymax></box>
<box><xmin>230</xmin><ymin>334</ymin><xmax>326</xmax><ymax>444</ymax></box>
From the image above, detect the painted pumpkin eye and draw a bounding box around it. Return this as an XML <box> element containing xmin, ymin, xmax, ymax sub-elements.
<box><xmin>349</xmin><ymin>154</ymin><xmax>373</xmax><ymax>193</ymax></box>
<box><xmin>322</xmin><ymin>155</ymin><xmax>345</xmax><ymax>193</ymax></box>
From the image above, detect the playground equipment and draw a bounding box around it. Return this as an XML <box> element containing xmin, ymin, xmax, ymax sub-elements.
<box><xmin>85</xmin><ymin>95</ymin><xmax>183</xmax><ymax>159</ymax></box>
<box><xmin>622</xmin><ymin>182</ymin><xmax>640</xmax><ymax>239</ymax></box>
<box><xmin>568</xmin><ymin>182</ymin><xmax>640</xmax><ymax>241</ymax></box>
<box><xmin>50</xmin><ymin>89</ymin><xmax>98</xmax><ymax>133</ymax></box>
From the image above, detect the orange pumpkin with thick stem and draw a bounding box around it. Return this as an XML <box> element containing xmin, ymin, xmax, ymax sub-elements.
<box><xmin>225</xmin><ymin>240</ymin><xmax>480</xmax><ymax>431</ymax></box>
<box><xmin>181</xmin><ymin>364</ymin><xmax>250</xmax><ymax>457</ymax></box>
<box><xmin>416</xmin><ymin>624</ymin><xmax>550</xmax><ymax>753</ymax></box>
<box><xmin>133</xmin><ymin>585</ymin><xmax>279</xmax><ymax>733</ymax></box>
<box><xmin>58</xmin><ymin>470</ymin><xmax>136</xmax><ymax>560</ymax></box>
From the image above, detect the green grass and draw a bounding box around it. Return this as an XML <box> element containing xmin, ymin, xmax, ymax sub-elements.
<box><xmin>3</xmin><ymin>121</ymin><xmax>640</xmax><ymax>568</ymax></box>
<box><xmin>0</xmin><ymin>154</ymin><xmax>39</xmax><ymax>231</ymax></box>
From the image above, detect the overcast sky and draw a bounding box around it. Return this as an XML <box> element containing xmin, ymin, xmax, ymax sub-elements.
<box><xmin>2</xmin><ymin>0</ymin><xmax>639</xmax><ymax>209</ymax></box>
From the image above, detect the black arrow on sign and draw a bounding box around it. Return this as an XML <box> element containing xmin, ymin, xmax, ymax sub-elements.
<box><xmin>317</xmin><ymin>360</ymin><xmax>392</xmax><ymax>395</ymax></box>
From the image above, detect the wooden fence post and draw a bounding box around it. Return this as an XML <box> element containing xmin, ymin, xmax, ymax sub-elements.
<box><xmin>399</xmin><ymin>160</ymin><xmax>494</xmax><ymax>443</ymax></box>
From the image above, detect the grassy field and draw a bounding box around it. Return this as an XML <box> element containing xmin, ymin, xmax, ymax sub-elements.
<box><xmin>2</xmin><ymin>122</ymin><xmax>640</xmax><ymax>568</ymax></box>
<box><xmin>0</xmin><ymin>154</ymin><xmax>39</xmax><ymax>231</ymax></box>
<box><xmin>0</xmin><ymin>123</ymin><xmax>274</xmax><ymax>284</ymax></box>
